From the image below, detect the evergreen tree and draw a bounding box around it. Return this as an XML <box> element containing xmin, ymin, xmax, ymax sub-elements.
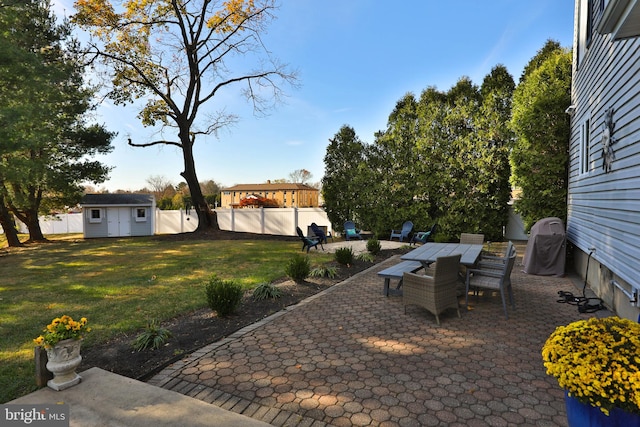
<box><xmin>510</xmin><ymin>45</ymin><xmax>571</xmax><ymax>230</ymax></box>
<box><xmin>321</xmin><ymin>126</ymin><xmax>366</xmax><ymax>232</ymax></box>
<box><xmin>0</xmin><ymin>0</ymin><xmax>113</xmax><ymax>245</ymax></box>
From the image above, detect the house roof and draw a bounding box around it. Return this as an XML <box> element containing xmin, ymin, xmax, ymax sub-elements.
<box><xmin>222</xmin><ymin>183</ymin><xmax>318</xmax><ymax>192</ymax></box>
<box><xmin>81</xmin><ymin>193</ymin><xmax>155</xmax><ymax>206</ymax></box>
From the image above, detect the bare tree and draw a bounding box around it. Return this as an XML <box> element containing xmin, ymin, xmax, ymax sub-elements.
<box><xmin>145</xmin><ymin>175</ymin><xmax>176</xmax><ymax>200</ymax></box>
<box><xmin>289</xmin><ymin>169</ymin><xmax>313</xmax><ymax>184</ymax></box>
<box><xmin>72</xmin><ymin>0</ymin><xmax>297</xmax><ymax>232</ymax></box>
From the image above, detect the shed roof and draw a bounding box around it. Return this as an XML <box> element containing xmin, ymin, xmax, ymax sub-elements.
<box><xmin>81</xmin><ymin>193</ymin><xmax>155</xmax><ymax>206</ymax></box>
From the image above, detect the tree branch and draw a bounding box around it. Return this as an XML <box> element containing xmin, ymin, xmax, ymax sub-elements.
<box><xmin>127</xmin><ymin>138</ymin><xmax>182</xmax><ymax>148</ymax></box>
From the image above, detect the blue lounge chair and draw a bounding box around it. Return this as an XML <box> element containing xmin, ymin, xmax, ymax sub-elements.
<box><xmin>310</xmin><ymin>222</ymin><xmax>332</xmax><ymax>244</ymax></box>
<box><xmin>296</xmin><ymin>226</ymin><xmax>322</xmax><ymax>252</ymax></box>
<box><xmin>344</xmin><ymin>221</ymin><xmax>363</xmax><ymax>241</ymax></box>
<box><xmin>410</xmin><ymin>223</ymin><xmax>437</xmax><ymax>246</ymax></box>
<box><xmin>390</xmin><ymin>221</ymin><xmax>413</xmax><ymax>242</ymax></box>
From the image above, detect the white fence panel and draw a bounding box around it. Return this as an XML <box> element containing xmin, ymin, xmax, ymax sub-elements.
<box><xmin>233</xmin><ymin>209</ymin><xmax>262</xmax><ymax>233</ymax></box>
<box><xmin>216</xmin><ymin>210</ymin><xmax>232</xmax><ymax>231</ymax></box>
<box><xmin>264</xmin><ymin>208</ymin><xmax>295</xmax><ymax>235</ymax></box>
<box><xmin>155</xmin><ymin>209</ymin><xmax>198</xmax><ymax>234</ymax></box>
<box><xmin>2</xmin><ymin>208</ymin><xmax>333</xmax><ymax>237</ymax></box>
<box><xmin>297</xmin><ymin>208</ymin><xmax>334</xmax><ymax>234</ymax></box>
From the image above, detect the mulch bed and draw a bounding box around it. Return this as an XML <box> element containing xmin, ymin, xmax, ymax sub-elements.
<box><xmin>78</xmin><ymin>230</ymin><xmax>407</xmax><ymax>381</ymax></box>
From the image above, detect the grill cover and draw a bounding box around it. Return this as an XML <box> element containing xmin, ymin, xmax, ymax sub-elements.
<box><xmin>523</xmin><ymin>217</ymin><xmax>566</xmax><ymax>277</ymax></box>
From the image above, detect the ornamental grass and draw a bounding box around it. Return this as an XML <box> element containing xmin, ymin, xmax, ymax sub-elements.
<box><xmin>542</xmin><ymin>316</ymin><xmax>640</xmax><ymax>416</ymax></box>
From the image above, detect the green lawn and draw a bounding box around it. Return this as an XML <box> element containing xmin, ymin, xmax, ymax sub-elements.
<box><xmin>0</xmin><ymin>233</ymin><xmax>334</xmax><ymax>403</ymax></box>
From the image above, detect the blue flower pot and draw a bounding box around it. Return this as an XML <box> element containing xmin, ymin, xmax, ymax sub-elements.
<box><xmin>565</xmin><ymin>392</ymin><xmax>640</xmax><ymax>427</ymax></box>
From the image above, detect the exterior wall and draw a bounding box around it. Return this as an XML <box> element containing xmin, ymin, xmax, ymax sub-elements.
<box><xmin>220</xmin><ymin>184</ymin><xmax>319</xmax><ymax>208</ymax></box>
<box><xmin>567</xmin><ymin>0</ymin><xmax>640</xmax><ymax>318</ymax></box>
<box><xmin>82</xmin><ymin>205</ymin><xmax>154</xmax><ymax>238</ymax></box>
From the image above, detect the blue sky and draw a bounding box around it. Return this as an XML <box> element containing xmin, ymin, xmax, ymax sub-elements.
<box><xmin>50</xmin><ymin>0</ymin><xmax>575</xmax><ymax>192</ymax></box>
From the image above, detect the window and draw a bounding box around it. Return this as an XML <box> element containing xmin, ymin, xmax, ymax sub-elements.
<box><xmin>577</xmin><ymin>0</ymin><xmax>594</xmax><ymax>67</ymax></box>
<box><xmin>88</xmin><ymin>208</ymin><xmax>102</xmax><ymax>223</ymax></box>
<box><xmin>580</xmin><ymin>118</ymin><xmax>591</xmax><ymax>175</ymax></box>
<box><xmin>135</xmin><ymin>208</ymin><xmax>147</xmax><ymax>222</ymax></box>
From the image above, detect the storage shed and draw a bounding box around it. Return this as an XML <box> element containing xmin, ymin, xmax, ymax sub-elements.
<box><xmin>80</xmin><ymin>194</ymin><xmax>155</xmax><ymax>238</ymax></box>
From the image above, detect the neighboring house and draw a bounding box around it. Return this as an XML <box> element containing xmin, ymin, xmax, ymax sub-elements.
<box><xmin>567</xmin><ymin>0</ymin><xmax>640</xmax><ymax>320</ymax></box>
<box><xmin>80</xmin><ymin>194</ymin><xmax>156</xmax><ymax>238</ymax></box>
<box><xmin>220</xmin><ymin>181</ymin><xmax>319</xmax><ymax>208</ymax></box>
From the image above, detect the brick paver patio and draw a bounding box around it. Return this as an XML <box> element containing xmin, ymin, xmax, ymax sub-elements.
<box><xmin>149</xmin><ymin>251</ymin><xmax>602</xmax><ymax>426</ymax></box>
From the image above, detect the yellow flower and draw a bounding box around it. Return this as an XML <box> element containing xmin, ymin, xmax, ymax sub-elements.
<box><xmin>542</xmin><ymin>316</ymin><xmax>640</xmax><ymax>416</ymax></box>
<box><xmin>33</xmin><ymin>315</ymin><xmax>90</xmax><ymax>349</ymax></box>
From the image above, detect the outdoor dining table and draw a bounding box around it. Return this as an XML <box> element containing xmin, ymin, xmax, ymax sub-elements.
<box><xmin>401</xmin><ymin>242</ymin><xmax>484</xmax><ymax>268</ymax></box>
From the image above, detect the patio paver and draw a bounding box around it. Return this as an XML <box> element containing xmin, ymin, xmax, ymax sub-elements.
<box><xmin>149</xmin><ymin>251</ymin><xmax>605</xmax><ymax>426</ymax></box>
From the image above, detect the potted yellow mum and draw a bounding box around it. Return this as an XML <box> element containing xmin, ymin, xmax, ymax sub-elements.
<box><xmin>34</xmin><ymin>315</ymin><xmax>90</xmax><ymax>390</ymax></box>
<box><xmin>542</xmin><ymin>316</ymin><xmax>640</xmax><ymax>426</ymax></box>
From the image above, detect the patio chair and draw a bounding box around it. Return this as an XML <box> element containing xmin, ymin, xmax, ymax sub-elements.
<box><xmin>296</xmin><ymin>226</ymin><xmax>323</xmax><ymax>252</ymax></box>
<box><xmin>344</xmin><ymin>221</ymin><xmax>363</xmax><ymax>241</ymax></box>
<box><xmin>402</xmin><ymin>254</ymin><xmax>462</xmax><ymax>325</ymax></box>
<box><xmin>459</xmin><ymin>233</ymin><xmax>484</xmax><ymax>245</ymax></box>
<box><xmin>458</xmin><ymin>233</ymin><xmax>485</xmax><ymax>280</ymax></box>
<box><xmin>310</xmin><ymin>222</ymin><xmax>331</xmax><ymax>244</ymax></box>
<box><xmin>390</xmin><ymin>221</ymin><xmax>413</xmax><ymax>242</ymax></box>
<box><xmin>465</xmin><ymin>243</ymin><xmax>517</xmax><ymax>319</ymax></box>
<box><xmin>410</xmin><ymin>223</ymin><xmax>437</xmax><ymax>246</ymax></box>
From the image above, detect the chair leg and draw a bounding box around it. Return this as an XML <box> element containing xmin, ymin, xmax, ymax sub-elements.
<box><xmin>434</xmin><ymin>314</ymin><xmax>440</xmax><ymax>326</ymax></box>
<box><xmin>500</xmin><ymin>289</ymin><xmax>509</xmax><ymax>319</ymax></box>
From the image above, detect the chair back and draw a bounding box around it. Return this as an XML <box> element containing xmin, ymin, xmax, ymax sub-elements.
<box><xmin>402</xmin><ymin>221</ymin><xmax>414</xmax><ymax>234</ymax></box>
<box><xmin>460</xmin><ymin>233</ymin><xmax>484</xmax><ymax>245</ymax></box>
<box><xmin>502</xmin><ymin>246</ymin><xmax>517</xmax><ymax>280</ymax></box>
<box><xmin>433</xmin><ymin>254</ymin><xmax>462</xmax><ymax>284</ymax></box>
<box><xmin>295</xmin><ymin>226</ymin><xmax>306</xmax><ymax>239</ymax></box>
<box><xmin>344</xmin><ymin>221</ymin><xmax>356</xmax><ymax>231</ymax></box>
<box><xmin>310</xmin><ymin>222</ymin><xmax>326</xmax><ymax>239</ymax></box>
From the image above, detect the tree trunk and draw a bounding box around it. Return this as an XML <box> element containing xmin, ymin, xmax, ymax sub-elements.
<box><xmin>0</xmin><ymin>201</ymin><xmax>22</xmax><ymax>247</ymax></box>
<box><xmin>180</xmin><ymin>132</ymin><xmax>220</xmax><ymax>232</ymax></box>
<box><xmin>23</xmin><ymin>208</ymin><xmax>46</xmax><ymax>242</ymax></box>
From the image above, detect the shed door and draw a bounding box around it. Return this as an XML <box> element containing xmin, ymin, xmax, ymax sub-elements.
<box><xmin>107</xmin><ymin>207</ymin><xmax>131</xmax><ymax>237</ymax></box>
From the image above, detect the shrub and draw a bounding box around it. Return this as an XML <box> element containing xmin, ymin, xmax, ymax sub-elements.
<box><xmin>285</xmin><ymin>254</ymin><xmax>310</xmax><ymax>282</ymax></box>
<box><xmin>334</xmin><ymin>247</ymin><xmax>354</xmax><ymax>265</ymax></box>
<box><xmin>367</xmin><ymin>237</ymin><xmax>381</xmax><ymax>255</ymax></box>
<box><xmin>132</xmin><ymin>320</ymin><xmax>172</xmax><ymax>351</ymax></box>
<box><xmin>205</xmin><ymin>275</ymin><xmax>244</xmax><ymax>317</ymax></box>
<box><xmin>253</xmin><ymin>282</ymin><xmax>282</xmax><ymax>301</ymax></box>
<box><xmin>310</xmin><ymin>266</ymin><xmax>338</xmax><ymax>279</ymax></box>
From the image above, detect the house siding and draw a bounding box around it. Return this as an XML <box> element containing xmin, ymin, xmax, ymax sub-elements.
<box><xmin>567</xmin><ymin>0</ymin><xmax>640</xmax><ymax>318</ymax></box>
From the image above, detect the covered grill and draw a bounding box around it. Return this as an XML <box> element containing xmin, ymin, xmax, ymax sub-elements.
<box><xmin>523</xmin><ymin>217</ymin><xmax>566</xmax><ymax>277</ymax></box>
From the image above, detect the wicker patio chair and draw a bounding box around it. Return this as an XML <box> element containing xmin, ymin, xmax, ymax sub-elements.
<box><xmin>459</xmin><ymin>233</ymin><xmax>485</xmax><ymax>245</ymax></box>
<box><xmin>402</xmin><ymin>254</ymin><xmax>462</xmax><ymax>325</ymax></box>
<box><xmin>465</xmin><ymin>244</ymin><xmax>517</xmax><ymax>319</ymax></box>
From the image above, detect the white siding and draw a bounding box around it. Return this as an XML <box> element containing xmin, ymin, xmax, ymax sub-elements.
<box><xmin>567</xmin><ymin>0</ymin><xmax>640</xmax><ymax>294</ymax></box>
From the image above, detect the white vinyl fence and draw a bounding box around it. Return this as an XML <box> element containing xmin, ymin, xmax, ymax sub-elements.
<box><xmin>2</xmin><ymin>208</ymin><xmax>333</xmax><ymax>237</ymax></box>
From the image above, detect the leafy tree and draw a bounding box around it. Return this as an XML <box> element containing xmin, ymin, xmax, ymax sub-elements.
<box><xmin>322</xmin><ymin>125</ymin><xmax>366</xmax><ymax>231</ymax></box>
<box><xmin>0</xmin><ymin>0</ymin><xmax>113</xmax><ymax>245</ymax></box>
<box><xmin>322</xmin><ymin>70</ymin><xmax>514</xmax><ymax>242</ymax></box>
<box><xmin>239</xmin><ymin>195</ymin><xmax>278</xmax><ymax>208</ymax></box>
<box><xmin>72</xmin><ymin>0</ymin><xmax>297</xmax><ymax>233</ymax></box>
<box><xmin>510</xmin><ymin>45</ymin><xmax>571</xmax><ymax>231</ymax></box>
<box><xmin>365</xmin><ymin>93</ymin><xmax>423</xmax><ymax>236</ymax></box>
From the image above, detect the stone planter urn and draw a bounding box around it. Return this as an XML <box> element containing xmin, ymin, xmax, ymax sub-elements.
<box><xmin>45</xmin><ymin>338</ymin><xmax>82</xmax><ymax>391</ymax></box>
